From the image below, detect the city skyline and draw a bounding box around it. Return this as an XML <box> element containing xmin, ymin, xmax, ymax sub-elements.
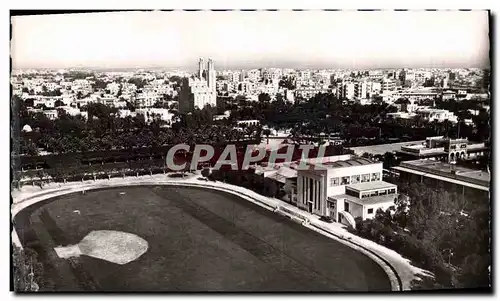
<box><xmin>11</xmin><ymin>10</ymin><xmax>490</xmax><ymax>70</ymax></box>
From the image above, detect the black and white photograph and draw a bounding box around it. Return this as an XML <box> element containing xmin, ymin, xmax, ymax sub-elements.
<box><xmin>9</xmin><ymin>8</ymin><xmax>492</xmax><ymax>293</ymax></box>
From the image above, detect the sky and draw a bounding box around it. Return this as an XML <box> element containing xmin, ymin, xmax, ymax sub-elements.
<box><xmin>11</xmin><ymin>10</ymin><xmax>490</xmax><ymax>70</ymax></box>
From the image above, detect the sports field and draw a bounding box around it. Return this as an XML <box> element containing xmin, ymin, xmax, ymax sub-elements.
<box><xmin>14</xmin><ymin>186</ymin><xmax>391</xmax><ymax>292</ymax></box>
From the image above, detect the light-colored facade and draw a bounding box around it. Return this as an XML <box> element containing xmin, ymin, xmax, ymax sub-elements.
<box><xmin>415</xmin><ymin>108</ymin><xmax>458</xmax><ymax>123</ymax></box>
<box><xmin>295</xmin><ymin>87</ymin><xmax>331</xmax><ymax>99</ymax></box>
<box><xmin>398</xmin><ymin>136</ymin><xmax>488</xmax><ymax>163</ymax></box>
<box><xmin>354</xmin><ymin>82</ymin><xmax>368</xmax><ymax>99</ymax></box>
<box><xmin>179</xmin><ymin>58</ymin><xmax>217</xmax><ymax>113</ymax></box>
<box><xmin>336</xmin><ymin>82</ymin><xmax>355</xmax><ymax>100</ymax></box>
<box><xmin>381</xmin><ymin>79</ymin><xmax>396</xmax><ymax>93</ymax></box>
<box><xmin>135</xmin><ymin>108</ymin><xmax>174</xmax><ymax>124</ymax></box>
<box><xmin>296</xmin><ymin>155</ymin><xmax>396</xmax><ymax>227</ymax></box>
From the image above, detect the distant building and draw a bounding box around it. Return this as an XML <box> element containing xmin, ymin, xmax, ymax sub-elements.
<box><xmin>295</xmin><ymin>87</ymin><xmax>331</xmax><ymax>99</ymax></box>
<box><xmin>397</xmin><ymin>136</ymin><xmax>488</xmax><ymax>163</ymax></box>
<box><xmin>394</xmin><ymin>89</ymin><xmax>439</xmax><ymax>103</ymax></box>
<box><xmin>415</xmin><ymin>108</ymin><xmax>458</xmax><ymax>123</ymax></box>
<box><xmin>179</xmin><ymin>58</ymin><xmax>217</xmax><ymax>113</ymax></box>
<box><xmin>236</xmin><ymin>119</ymin><xmax>260</xmax><ymax>127</ymax></box>
<box><xmin>246</xmin><ymin>69</ymin><xmax>261</xmax><ymax>82</ymax></box>
<box><xmin>354</xmin><ymin>82</ymin><xmax>368</xmax><ymax>99</ymax></box>
<box><xmin>43</xmin><ymin>109</ymin><xmax>59</xmax><ymax>120</ymax></box>
<box><xmin>381</xmin><ymin>79</ymin><xmax>396</xmax><ymax>93</ymax></box>
<box><xmin>135</xmin><ymin>108</ymin><xmax>174</xmax><ymax>124</ymax></box>
<box><xmin>336</xmin><ymin>82</ymin><xmax>355</xmax><ymax>100</ymax></box>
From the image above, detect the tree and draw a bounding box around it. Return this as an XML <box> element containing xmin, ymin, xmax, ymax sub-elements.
<box><xmin>258</xmin><ymin>93</ymin><xmax>271</xmax><ymax>103</ymax></box>
<box><xmin>12</xmin><ymin>247</ymin><xmax>43</xmax><ymax>292</ymax></box>
<box><xmin>126</xmin><ymin>101</ymin><xmax>136</xmax><ymax>112</ymax></box>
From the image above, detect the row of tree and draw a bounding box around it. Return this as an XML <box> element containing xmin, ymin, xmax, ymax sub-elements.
<box><xmin>226</xmin><ymin>92</ymin><xmax>490</xmax><ymax>144</ymax></box>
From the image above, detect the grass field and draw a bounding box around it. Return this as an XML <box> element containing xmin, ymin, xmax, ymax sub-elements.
<box><xmin>14</xmin><ymin>186</ymin><xmax>391</xmax><ymax>292</ymax></box>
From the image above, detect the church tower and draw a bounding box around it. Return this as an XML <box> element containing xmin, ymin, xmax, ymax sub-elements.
<box><xmin>207</xmin><ymin>58</ymin><xmax>216</xmax><ymax>92</ymax></box>
<box><xmin>198</xmin><ymin>58</ymin><xmax>205</xmax><ymax>79</ymax></box>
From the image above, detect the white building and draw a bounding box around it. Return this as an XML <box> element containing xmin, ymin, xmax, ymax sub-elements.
<box><xmin>415</xmin><ymin>108</ymin><xmax>458</xmax><ymax>123</ymax></box>
<box><xmin>236</xmin><ymin>119</ymin><xmax>260</xmax><ymax>127</ymax></box>
<box><xmin>135</xmin><ymin>108</ymin><xmax>174</xmax><ymax>124</ymax></box>
<box><xmin>179</xmin><ymin>58</ymin><xmax>217</xmax><ymax>113</ymax></box>
<box><xmin>106</xmin><ymin>82</ymin><xmax>121</xmax><ymax>95</ymax></box>
<box><xmin>43</xmin><ymin>109</ymin><xmax>59</xmax><ymax>120</ymax></box>
<box><xmin>354</xmin><ymin>82</ymin><xmax>368</xmax><ymax>99</ymax></box>
<box><xmin>136</xmin><ymin>91</ymin><xmax>160</xmax><ymax>108</ymax></box>
<box><xmin>296</xmin><ymin>155</ymin><xmax>397</xmax><ymax>227</ymax></box>
<box><xmin>336</xmin><ymin>82</ymin><xmax>355</xmax><ymax>100</ymax></box>
<box><xmin>295</xmin><ymin>87</ymin><xmax>331</xmax><ymax>99</ymax></box>
<box><xmin>381</xmin><ymin>79</ymin><xmax>396</xmax><ymax>93</ymax></box>
<box><xmin>247</xmin><ymin>69</ymin><xmax>261</xmax><ymax>82</ymax></box>
<box><xmin>58</xmin><ymin>106</ymin><xmax>83</xmax><ymax>117</ymax></box>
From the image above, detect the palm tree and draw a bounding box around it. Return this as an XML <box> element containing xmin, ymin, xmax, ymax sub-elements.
<box><xmin>263</xmin><ymin>129</ymin><xmax>271</xmax><ymax>144</ymax></box>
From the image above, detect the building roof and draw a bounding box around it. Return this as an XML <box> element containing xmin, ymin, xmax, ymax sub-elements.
<box><xmin>393</xmin><ymin>159</ymin><xmax>490</xmax><ymax>191</ymax></box>
<box><xmin>349</xmin><ymin>140</ymin><xmax>426</xmax><ymax>156</ymax></box>
<box><xmin>346</xmin><ymin>181</ymin><xmax>397</xmax><ymax>192</ymax></box>
<box><xmin>320</xmin><ymin>157</ymin><xmax>375</xmax><ymax>168</ymax></box>
<box><xmin>332</xmin><ymin>193</ymin><xmax>397</xmax><ymax>206</ymax></box>
<box><xmin>266</xmin><ymin>166</ymin><xmax>298</xmax><ymax>183</ymax></box>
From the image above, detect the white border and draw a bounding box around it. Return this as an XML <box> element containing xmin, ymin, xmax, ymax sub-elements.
<box><xmin>2</xmin><ymin>1</ymin><xmax>498</xmax><ymax>300</ymax></box>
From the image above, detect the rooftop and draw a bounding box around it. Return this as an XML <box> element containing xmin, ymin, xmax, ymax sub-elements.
<box><xmin>333</xmin><ymin>193</ymin><xmax>397</xmax><ymax>206</ymax></box>
<box><xmin>350</xmin><ymin>140</ymin><xmax>426</xmax><ymax>156</ymax></box>
<box><xmin>321</xmin><ymin>157</ymin><xmax>375</xmax><ymax>168</ymax></box>
<box><xmin>395</xmin><ymin>159</ymin><xmax>490</xmax><ymax>189</ymax></box>
<box><xmin>346</xmin><ymin>181</ymin><xmax>397</xmax><ymax>192</ymax></box>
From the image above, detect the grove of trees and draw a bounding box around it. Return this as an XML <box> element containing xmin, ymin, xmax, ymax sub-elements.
<box><xmin>352</xmin><ymin>182</ymin><xmax>490</xmax><ymax>290</ymax></box>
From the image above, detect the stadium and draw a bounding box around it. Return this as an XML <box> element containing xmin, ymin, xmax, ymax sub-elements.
<box><xmin>13</xmin><ymin>184</ymin><xmax>391</xmax><ymax>292</ymax></box>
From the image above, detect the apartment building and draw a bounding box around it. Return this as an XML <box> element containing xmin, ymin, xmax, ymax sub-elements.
<box><xmin>381</xmin><ymin>79</ymin><xmax>396</xmax><ymax>93</ymax></box>
<box><xmin>354</xmin><ymin>82</ymin><xmax>368</xmax><ymax>99</ymax></box>
<box><xmin>246</xmin><ymin>69</ymin><xmax>261</xmax><ymax>82</ymax></box>
<box><xmin>336</xmin><ymin>82</ymin><xmax>355</xmax><ymax>100</ymax></box>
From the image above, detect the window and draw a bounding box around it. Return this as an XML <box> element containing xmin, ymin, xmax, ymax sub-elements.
<box><xmin>370</xmin><ymin>191</ymin><xmax>379</xmax><ymax>197</ymax></box>
<box><xmin>361</xmin><ymin>174</ymin><xmax>370</xmax><ymax>183</ymax></box>
<box><xmin>379</xmin><ymin>190</ymin><xmax>387</xmax><ymax>196</ymax></box>
<box><xmin>368</xmin><ymin>208</ymin><xmax>374</xmax><ymax>214</ymax></box>
<box><xmin>341</xmin><ymin>176</ymin><xmax>350</xmax><ymax>185</ymax></box>
<box><xmin>389</xmin><ymin>188</ymin><xmax>396</xmax><ymax>194</ymax></box>
<box><xmin>371</xmin><ymin>172</ymin><xmax>381</xmax><ymax>181</ymax></box>
<box><xmin>351</xmin><ymin>175</ymin><xmax>360</xmax><ymax>184</ymax></box>
<box><xmin>344</xmin><ymin>201</ymin><xmax>350</xmax><ymax>212</ymax></box>
<box><xmin>330</xmin><ymin>177</ymin><xmax>339</xmax><ymax>187</ymax></box>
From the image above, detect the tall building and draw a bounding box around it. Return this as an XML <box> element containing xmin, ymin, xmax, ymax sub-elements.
<box><xmin>336</xmin><ymin>82</ymin><xmax>355</xmax><ymax>100</ymax></box>
<box><xmin>179</xmin><ymin>58</ymin><xmax>217</xmax><ymax>113</ymax></box>
<box><xmin>354</xmin><ymin>82</ymin><xmax>368</xmax><ymax>99</ymax></box>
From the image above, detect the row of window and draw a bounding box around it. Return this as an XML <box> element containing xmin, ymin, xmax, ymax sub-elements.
<box><xmin>360</xmin><ymin>188</ymin><xmax>396</xmax><ymax>198</ymax></box>
<box><xmin>329</xmin><ymin>172</ymin><xmax>381</xmax><ymax>187</ymax></box>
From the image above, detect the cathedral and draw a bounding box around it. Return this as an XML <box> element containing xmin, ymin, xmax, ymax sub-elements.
<box><xmin>179</xmin><ymin>58</ymin><xmax>217</xmax><ymax>113</ymax></box>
